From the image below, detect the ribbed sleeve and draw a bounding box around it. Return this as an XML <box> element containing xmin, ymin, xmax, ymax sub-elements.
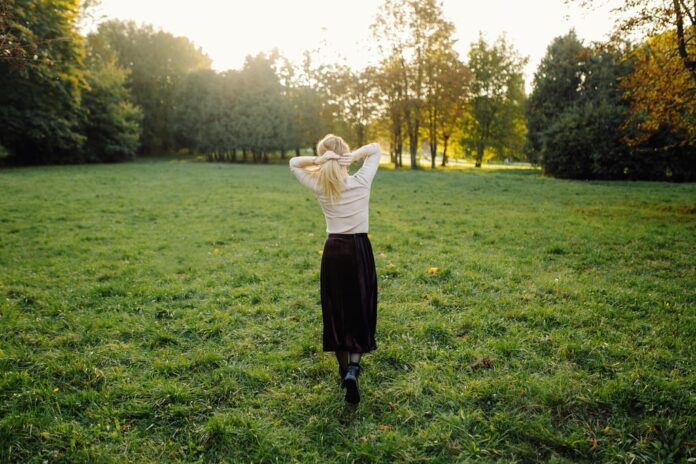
<box><xmin>352</xmin><ymin>143</ymin><xmax>381</xmax><ymax>186</ymax></box>
<box><xmin>289</xmin><ymin>156</ymin><xmax>319</xmax><ymax>192</ymax></box>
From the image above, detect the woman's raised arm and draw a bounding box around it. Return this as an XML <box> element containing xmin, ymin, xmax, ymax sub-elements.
<box><xmin>289</xmin><ymin>156</ymin><xmax>320</xmax><ymax>191</ymax></box>
<box><xmin>289</xmin><ymin>152</ymin><xmax>341</xmax><ymax>191</ymax></box>
<box><xmin>351</xmin><ymin>143</ymin><xmax>382</xmax><ymax>186</ymax></box>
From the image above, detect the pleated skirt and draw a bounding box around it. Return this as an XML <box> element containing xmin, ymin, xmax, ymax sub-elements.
<box><xmin>320</xmin><ymin>232</ymin><xmax>378</xmax><ymax>353</ymax></box>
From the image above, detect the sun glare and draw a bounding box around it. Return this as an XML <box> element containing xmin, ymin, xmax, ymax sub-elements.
<box><xmin>85</xmin><ymin>0</ymin><xmax>616</xmax><ymax>92</ymax></box>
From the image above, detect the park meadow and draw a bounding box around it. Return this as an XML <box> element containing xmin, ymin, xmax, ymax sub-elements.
<box><xmin>1</xmin><ymin>158</ymin><xmax>694</xmax><ymax>462</ymax></box>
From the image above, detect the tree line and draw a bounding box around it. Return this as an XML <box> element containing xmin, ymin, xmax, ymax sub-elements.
<box><xmin>1</xmin><ymin>0</ymin><xmax>693</xmax><ymax>180</ymax></box>
<box><xmin>0</xmin><ymin>0</ymin><xmax>527</xmax><ymax>168</ymax></box>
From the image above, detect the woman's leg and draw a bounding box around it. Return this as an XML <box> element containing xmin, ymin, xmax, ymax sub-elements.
<box><xmin>345</xmin><ymin>352</ymin><xmax>362</xmax><ymax>404</ymax></box>
<box><xmin>335</xmin><ymin>351</ymin><xmax>349</xmax><ymax>371</ymax></box>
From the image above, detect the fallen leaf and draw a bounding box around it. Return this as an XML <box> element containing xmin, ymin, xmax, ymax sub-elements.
<box><xmin>468</xmin><ymin>356</ymin><xmax>493</xmax><ymax>369</ymax></box>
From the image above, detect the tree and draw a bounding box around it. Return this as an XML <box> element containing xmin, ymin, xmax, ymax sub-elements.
<box><xmin>81</xmin><ymin>40</ymin><xmax>142</xmax><ymax>162</ymax></box>
<box><xmin>319</xmin><ymin>64</ymin><xmax>380</xmax><ymax>148</ymax></box>
<box><xmin>236</xmin><ymin>52</ymin><xmax>291</xmax><ymax>162</ymax></box>
<box><xmin>438</xmin><ymin>59</ymin><xmax>470</xmax><ymax>166</ymax></box>
<box><xmin>424</xmin><ymin>46</ymin><xmax>471</xmax><ymax>168</ymax></box>
<box><xmin>536</xmin><ymin>45</ymin><xmax>634</xmax><ymax>179</ymax></box>
<box><xmin>461</xmin><ymin>34</ymin><xmax>527</xmax><ymax>167</ymax></box>
<box><xmin>525</xmin><ymin>31</ymin><xmax>586</xmax><ymax>164</ymax></box>
<box><xmin>284</xmin><ymin>50</ymin><xmax>339</xmax><ymax>155</ymax></box>
<box><xmin>290</xmin><ymin>85</ymin><xmax>326</xmax><ymax>155</ymax></box>
<box><xmin>0</xmin><ymin>2</ymin><xmax>45</xmax><ymax>69</ymax></box>
<box><xmin>373</xmin><ymin>0</ymin><xmax>456</xmax><ymax>169</ymax></box>
<box><xmin>620</xmin><ymin>29</ymin><xmax>696</xmax><ymax>149</ymax></box>
<box><xmin>0</xmin><ymin>0</ymin><xmax>87</xmax><ymax>165</ymax></box>
<box><xmin>569</xmin><ymin>0</ymin><xmax>695</xmax><ymax>82</ymax></box>
<box><xmin>528</xmin><ymin>29</ymin><xmax>693</xmax><ymax>180</ymax></box>
<box><xmin>374</xmin><ymin>54</ymin><xmax>406</xmax><ymax>167</ymax></box>
<box><xmin>89</xmin><ymin>20</ymin><xmax>211</xmax><ymax>155</ymax></box>
<box><xmin>174</xmin><ymin>69</ymin><xmax>223</xmax><ymax>155</ymax></box>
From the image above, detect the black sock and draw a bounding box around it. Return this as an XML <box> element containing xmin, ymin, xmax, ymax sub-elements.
<box><xmin>336</xmin><ymin>351</ymin><xmax>349</xmax><ymax>371</ymax></box>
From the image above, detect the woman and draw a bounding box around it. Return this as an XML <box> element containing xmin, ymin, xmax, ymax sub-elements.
<box><xmin>289</xmin><ymin>133</ymin><xmax>382</xmax><ymax>404</ymax></box>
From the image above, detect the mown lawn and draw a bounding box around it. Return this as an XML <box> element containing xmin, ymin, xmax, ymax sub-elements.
<box><xmin>0</xmin><ymin>159</ymin><xmax>694</xmax><ymax>463</ymax></box>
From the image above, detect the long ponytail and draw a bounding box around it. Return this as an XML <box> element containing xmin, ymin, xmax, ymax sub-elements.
<box><xmin>315</xmin><ymin>134</ymin><xmax>350</xmax><ymax>204</ymax></box>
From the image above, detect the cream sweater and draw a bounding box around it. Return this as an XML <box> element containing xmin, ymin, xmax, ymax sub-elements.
<box><xmin>289</xmin><ymin>143</ymin><xmax>381</xmax><ymax>234</ymax></box>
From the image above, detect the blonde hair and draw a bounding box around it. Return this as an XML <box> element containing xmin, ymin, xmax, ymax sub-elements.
<box><xmin>314</xmin><ymin>134</ymin><xmax>350</xmax><ymax>204</ymax></box>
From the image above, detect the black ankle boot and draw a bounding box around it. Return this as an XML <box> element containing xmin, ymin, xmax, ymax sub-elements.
<box><xmin>344</xmin><ymin>362</ymin><xmax>361</xmax><ymax>404</ymax></box>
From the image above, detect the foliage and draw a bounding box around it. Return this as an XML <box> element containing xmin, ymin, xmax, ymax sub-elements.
<box><xmin>278</xmin><ymin>54</ymin><xmax>331</xmax><ymax>155</ymax></box>
<box><xmin>235</xmin><ymin>53</ymin><xmax>293</xmax><ymax>160</ymax></box>
<box><xmin>0</xmin><ymin>0</ymin><xmax>87</xmax><ymax>165</ymax></box>
<box><xmin>0</xmin><ymin>1</ymin><xmax>145</xmax><ymax>165</ymax></box>
<box><xmin>461</xmin><ymin>34</ymin><xmax>527</xmax><ymax>167</ymax></box>
<box><xmin>173</xmin><ymin>69</ymin><xmax>223</xmax><ymax>155</ymax></box>
<box><xmin>89</xmin><ymin>20</ymin><xmax>212</xmax><ymax>155</ymax></box>
<box><xmin>568</xmin><ymin>0</ymin><xmax>695</xmax><ymax>81</ymax></box>
<box><xmin>525</xmin><ymin>31</ymin><xmax>586</xmax><ymax>165</ymax></box>
<box><xmin>620</xmin><ymin>29</ymin><xmax>696</xmax><ymax>148</ymax></box>
<box><xmin>0</xmin><ymin>1</ymin><xmax>47</xmax><ymax>68</ymax></box>
<box><xmin>542</xmin><ymin>46</ymin><xmax>634</xmax><ymax>179</ymax></box>
<box><xmin>80</xmin><ymin>38</ymin><xmax>142</xmax><ymax>162</ymax></box>
<box><xmin>372</xmin><ymin>0</ymin><xmax>463</xmax><ymax>169</ymax></box>
<box><xmin>423</xmin><ymin>37</ymin><xmax>471</xmax><ymax>168</ymax></box>
<box><xmin>321</xmin><ymin>65</ymin><xmax>380</xmax><ymax>148</ymax></box>
<box><xmin>527</xmin><ymin>30</ymin><xmax>695</xmax><ymax>181</ymax></box>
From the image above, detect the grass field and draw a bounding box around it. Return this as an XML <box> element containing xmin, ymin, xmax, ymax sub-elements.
<box><xmin>1</xmin><ymin>159</ymin><xmax>694</xmax><ymax>463</ymax></box>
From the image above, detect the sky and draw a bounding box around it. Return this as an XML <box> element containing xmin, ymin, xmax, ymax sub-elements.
<box><xmin>82</xmin><ymin>0</ymin><xmax>619</xmax><ymax>93</ymax></box>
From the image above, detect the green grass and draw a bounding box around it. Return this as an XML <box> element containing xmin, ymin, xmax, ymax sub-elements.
<box><xmin>1</xmin><ymin>159</ymin><xmax>694</xmax><ymax>463</ymax></box>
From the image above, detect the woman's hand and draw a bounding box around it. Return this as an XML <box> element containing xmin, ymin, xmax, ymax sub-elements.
<box><xmin>338</xmin><ymin>153</ymin><xmax>353</xmax><ymax>167</ymax></box>
<box><xmin>315</xmin><ymin>151</ymin><xmax>341</xmax><ymax>165</ymax></box>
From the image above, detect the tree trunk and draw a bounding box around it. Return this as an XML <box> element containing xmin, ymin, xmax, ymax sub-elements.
<box><xmin>475</xmin><ymin>143</ymin><xmax>484</xmax><ymax>168</ymax></box>
<box><xmin>391</xmin><ymin>127</ymin><xmax>397</xmax><ymax>168</ymax></box>
<box><xmin>429</xmin><ymin>108</ymin><xmax>437</xmax><ymax>169</ymax></box>
<box><xmin>409</xmin><ymin>124</ymin><xmax>419</xmax><ymax>170</ymax></box>
<box><xmin>396</xmin><ymin>124</ymin><xmax>403</xmax><ymax>168</ymax></box>
<box><xmin>295</xmin><ymin>147</ymin><xmax>300</xmax><ymax>157</ymax></box>
<box><xmin>357</xmin><ymin>125</ymin><xmax>366</xmax><ymax>147</ymax></box>
<box><xmin>430</xmin><ymin>139</ymin><xmax>437</xmax><ymax>170</ymax></box>
<box><xmin>242</xmin><ymin>149</ymin><xmax>248</xmax><ymax>162</ymax></box>
<box><xmin>673</xmin><ymin>0</ymin><xmax>696</xmax><ymax>83</ymax></box>
<box><xmin>441</xmin><ymin>135</ymin><xmax>449</xmax><ymax>167</ymax></box>
<box><xmin>232</xmin><ymin>148</ymin><xmax>237</xmax><ymax>162</ymax></box>
<box><xmin>410</xmin><ymin>139</ymin><xmax>418</xmax><ymax>169</ymax></box>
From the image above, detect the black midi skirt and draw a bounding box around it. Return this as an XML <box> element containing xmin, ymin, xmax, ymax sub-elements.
<box><xmin>320</xmin><ymin>232</ymin><xmax>378</xmax><ymax>353</ymax></box>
